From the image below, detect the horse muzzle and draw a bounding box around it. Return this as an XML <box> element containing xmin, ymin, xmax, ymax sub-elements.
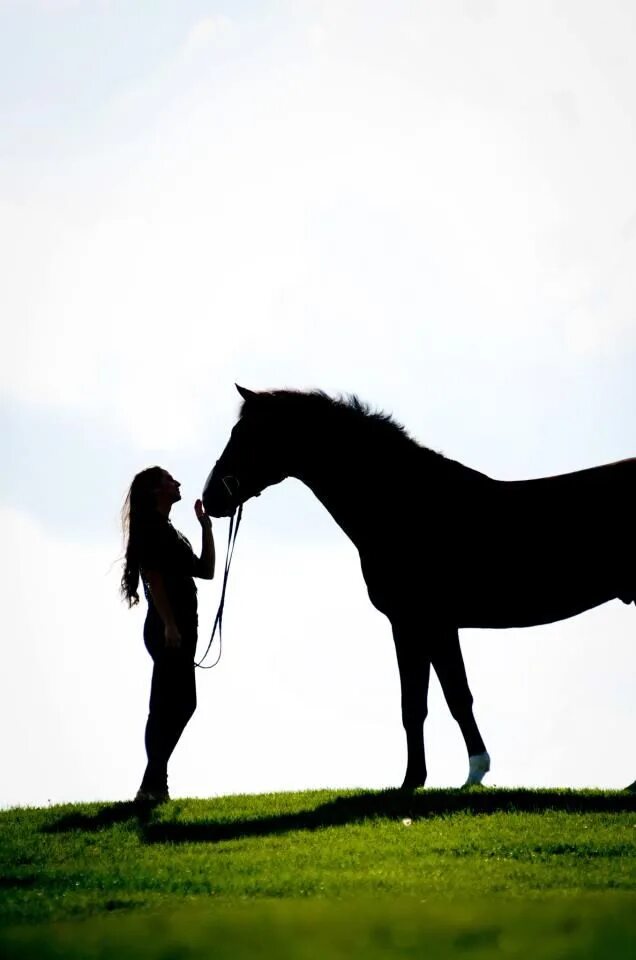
<box><xmin>202</xmin><ymin>471</ymin><xmax>239</xmax><ymax>518</ymax></box>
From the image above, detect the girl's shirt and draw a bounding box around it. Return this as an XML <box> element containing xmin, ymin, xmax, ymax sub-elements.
<box><xmin>139</xmin><ymin>515</ymin><xmax>198</xmax><ymax>624</ymax></box>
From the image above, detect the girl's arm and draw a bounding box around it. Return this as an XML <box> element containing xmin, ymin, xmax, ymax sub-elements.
<box><xmin>194</xmin><ymin>499</ymin><xmax>215</xmax><ymax>579</ymax></box>
<box><xmin>143</xmin><ymin>570</ymin><xmax>182</xmax><ymax>647</ymax></box>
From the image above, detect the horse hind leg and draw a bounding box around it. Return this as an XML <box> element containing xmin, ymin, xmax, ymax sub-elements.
<box><xmin>465</xmin><ymin>751</ymin><xmax>491</xmax><ymax>786</ymax></box>
<box><xmin>430</xmin><ymin>627</ymin><xmax>490</xmax><ymax>786</ymax></box>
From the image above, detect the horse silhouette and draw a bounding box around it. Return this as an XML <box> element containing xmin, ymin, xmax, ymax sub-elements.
<box><xmin>202</xmin><ymin>385</ymin><xmax>635</xmax><ymax>790</ymax></box>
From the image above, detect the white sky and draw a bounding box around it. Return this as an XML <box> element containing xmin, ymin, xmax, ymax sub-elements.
<box><xmin>1</xmin><ymin>0</ymin><xmax>635</xmax><ymax>807</ymax></box>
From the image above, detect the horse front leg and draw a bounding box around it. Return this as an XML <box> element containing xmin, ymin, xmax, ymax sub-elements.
<box><xmin>393</xmin><ymin>624</ymin><xmax>431</xmax><ymax>790</ymax></box>
<box><xmin>430</xmin><ymin>626</ymin><xmax>490</xmax><ymax>786</ymax></box>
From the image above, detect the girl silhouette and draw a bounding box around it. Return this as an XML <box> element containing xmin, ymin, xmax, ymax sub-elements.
<box><xmin>121</xmin><ymin>466</ymin><xmax>215</xmax><ymax>803</ymax></box>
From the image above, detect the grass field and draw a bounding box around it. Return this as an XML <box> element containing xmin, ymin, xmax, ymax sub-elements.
<box><xmin>1</xmin><ymin>787</ymin><xmax>635</xmax><ymax>958</ymax></box>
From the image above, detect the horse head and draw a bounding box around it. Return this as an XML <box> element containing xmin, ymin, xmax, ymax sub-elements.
<box><xmin>202</xmin><ymin>385</ymin><xmax>290</xmax><ymax>517</ymax></box>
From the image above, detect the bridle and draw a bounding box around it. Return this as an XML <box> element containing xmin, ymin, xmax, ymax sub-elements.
<box><xmin>194</xmin><ymin>464</ymin><xmax>279</xmax><ymax>669</ymax></box>
<box><xmin>194</xmin><ymin>476</ymin><xmax>244</xmax><ymax>670</ymax></box>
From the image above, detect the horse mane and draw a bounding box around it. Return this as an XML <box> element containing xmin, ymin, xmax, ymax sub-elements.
<box><xmin>239</xmin><ymin>388</ymin><xmax>447</xmax><ymax>463</ymax></box>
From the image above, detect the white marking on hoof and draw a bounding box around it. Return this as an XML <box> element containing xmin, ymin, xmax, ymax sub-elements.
<box><xmin>464</xmin><ymin>751</ymin><xmax>491</xmax><ymax>786</ymax></box>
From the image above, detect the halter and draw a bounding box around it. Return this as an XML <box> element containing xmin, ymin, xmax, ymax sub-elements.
<box><xmin>194</xmin><ymin>499</ymin><xmax>243</xmax><ymax>669</ymax></box>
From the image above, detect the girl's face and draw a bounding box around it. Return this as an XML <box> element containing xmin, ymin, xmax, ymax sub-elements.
<box><xmin>155</xmin><ymin>470</ymin><xmax>182</xmax><ymax>505</ymax></box>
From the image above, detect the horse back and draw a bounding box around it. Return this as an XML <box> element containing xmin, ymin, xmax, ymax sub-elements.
<box><xmin>497</xmin><ymin>456</ymin><xmax>636</xmax><ymax>541</ymax></box>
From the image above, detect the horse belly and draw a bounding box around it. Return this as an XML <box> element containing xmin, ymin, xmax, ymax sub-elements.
<box><xmin>455</xmin><ymin>581</ymin><xmax>615</xmax><ymax>629</ymax></box>
<box><xmin>453</xmin><ymin>542</ymin><xmax>621</xmax><ymax>629</ymax></box>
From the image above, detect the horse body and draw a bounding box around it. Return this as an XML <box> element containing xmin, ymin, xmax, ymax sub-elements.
<box><xmin>202</xmin><ymin>387</ymin><xmax>634</xmax><ymax>789</ymax></box>
<box><xmin>302</xmin><ymin>446</ymin><xmax>635</xmax><ymax>629</ymax></box>
<box><xmin>457</xmin><ymin>460</ymin><xmax>635</xmax><ymax>627</ymax></box>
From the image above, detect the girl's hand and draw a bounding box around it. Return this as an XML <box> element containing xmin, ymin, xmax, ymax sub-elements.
<box><xmin>164</xmin><ymin>622</ymin><xmax>182</xmax><ymax>649</ymax></box>
<box><xmin>194</xmin><ymin>498</ymin><xmax>212</xmax><ymax>526</ymax></box>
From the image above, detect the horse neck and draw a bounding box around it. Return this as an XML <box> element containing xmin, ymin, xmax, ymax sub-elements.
<box><xmin>288</xmin><ymin>424</ymin><xmax>396</xmax><ymax>549</ymax></box>
<box><xmin>293</xmin><ymin>465</ymin><xmax>372</xmax><ymax>548</ymax></box>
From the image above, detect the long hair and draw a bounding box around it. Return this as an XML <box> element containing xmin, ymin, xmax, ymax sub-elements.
<box><xmin>120</xmin><ymin>466</ymin><xmax>165</xmax><ymax>608</ymax></box>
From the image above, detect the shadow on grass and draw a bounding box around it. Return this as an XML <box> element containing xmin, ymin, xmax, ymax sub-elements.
<box><xmin>41</xmin><ymin>801</ymin><xmax>153</xmax><ymax>834</ymax></box>
<box><xmin>42</xmin><ymin>789</ymin><xmax>636</xmax><ymax>844</ymax></box>
<box><xmin>144</xmin><ymin>789</ymin><xmax>636</xmax><ymax>845</ymax></box>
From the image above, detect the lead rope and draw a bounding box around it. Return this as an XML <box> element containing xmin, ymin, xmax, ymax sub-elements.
<box><xmin>195</xmin><ymin>503</ymin><xmax>243</xmax><ymax>669</ymax></box>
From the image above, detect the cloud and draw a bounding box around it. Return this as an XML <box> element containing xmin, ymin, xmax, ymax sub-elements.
<box><xmin>2</xmin><ymin>1</ymin><xmax>635</xmax><ymax>449</ymax></box>
<box><xmin>0</xmin><ymin>504</ymin><xmax>143</xmax><ymax>807</ymax></box>
<box><xmin>0</xmin><ymin>0</ymin><xmax>105</xmax><ymax>10</ymax></box>
<box><xmin>39</xmin><ymin>0</ymin><xmax>84</xmax><ymax>9</ymax></box>
<box><xmin>181</xmin><ymin>15</ymin><xmax>234</xmax><ymax>62</ymax></box>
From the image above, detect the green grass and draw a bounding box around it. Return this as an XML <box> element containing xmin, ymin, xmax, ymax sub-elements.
<box><xmin>1</xmin><ymin>787</ymin><xmax>635</xmax><ymax>957</ymax></box>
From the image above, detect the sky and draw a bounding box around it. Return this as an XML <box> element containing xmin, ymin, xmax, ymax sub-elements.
<box><xmin>1</xmin><ymin>0</ymin><xmax>635</xmax><ymax>808</ymax></box>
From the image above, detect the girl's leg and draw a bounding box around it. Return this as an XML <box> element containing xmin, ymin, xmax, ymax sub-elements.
<box><xmin>138</xmin><ymin>619</ymin><xmax>197</xmax><ymax>799</ymax></box>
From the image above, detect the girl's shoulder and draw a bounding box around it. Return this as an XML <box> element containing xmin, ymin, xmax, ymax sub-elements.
<box><xmin>172</xmin><ymin>527</ymin><xmax>193</xmax><ymax>551</ymax></box>
<box><xmin>136</xmin><ymin>515</ymin><xmax>172</xmax><ymax>566</ymax></box>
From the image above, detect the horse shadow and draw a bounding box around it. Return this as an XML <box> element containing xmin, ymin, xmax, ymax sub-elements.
<box><xmin>42</xmin><ymin>788</ymin><xmax>636</xmax><ymax>845</ymax></box>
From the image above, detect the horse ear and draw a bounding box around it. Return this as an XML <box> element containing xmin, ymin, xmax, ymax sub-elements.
<box><xmin>235</xmin><ymin>384</ymin><xmax>256</xmax><ymax>401</ymax></box>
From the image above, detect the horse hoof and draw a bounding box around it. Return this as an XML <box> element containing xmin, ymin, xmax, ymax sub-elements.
<box><xmin>400</xmin><ymin>777</ymin><xmax>426</xmax><ymax>791</ymax></box>
<box><xmin>464</xmin><ymin>751</ymin><xmax>491</xmax><ymax>786</ymax></box>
